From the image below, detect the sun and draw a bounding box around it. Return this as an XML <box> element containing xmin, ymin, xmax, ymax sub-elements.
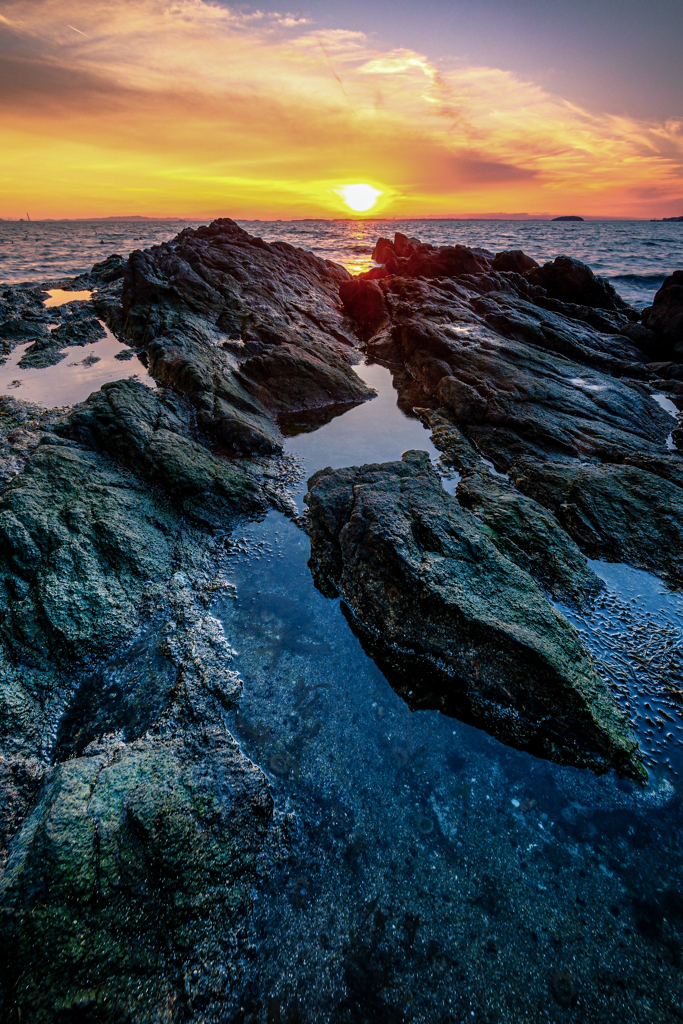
<box><xmin>334</xmin><ymin>183</ymin><xmax>383</xmax><ymax>213</ymax></box>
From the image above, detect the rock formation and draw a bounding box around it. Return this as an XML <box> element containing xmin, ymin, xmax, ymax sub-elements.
<box><xmin>306</xmin><ymin>451</ymin><xmax>641</xmax><ymax>778</ymax></box>
<box><xmin>119</xmin><ymin>218</ymin><xmax>374</xmax><ymax>454</ymax></box>
<box><xmin>0</xmin><ymin>220</ymin><xmax>375</xmax><ymax>1019</ymax></box>
<box><xmin>339</xmin><ymin>232</ymin><xmax>683</xmax><ymax>582</ymax></box>
<box><xmin>0</xmin><ymin>220</ymin><xmax>680</xmax><ymax>1019</ymax></box>
<box><xmin>642</xmin><ymin>271</ymin><xmax>683</xmax><ymax>360</ymax></box>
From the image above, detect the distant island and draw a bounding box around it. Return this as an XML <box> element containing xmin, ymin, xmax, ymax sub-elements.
<box><xmin>552</xmin><ymin>215</ymin><xmax>584</xmax><ymax>222</ymax></box>
<box><xmin>662</xmin><ymin>215</ymin><xmax>683</xmax><ymax>222</ymax></box>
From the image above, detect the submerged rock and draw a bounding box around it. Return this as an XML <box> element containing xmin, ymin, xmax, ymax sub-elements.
<box><xmin>306</xmin><ymin>451</ymin><xmax>643</xmax><ymax>779</ymax></box>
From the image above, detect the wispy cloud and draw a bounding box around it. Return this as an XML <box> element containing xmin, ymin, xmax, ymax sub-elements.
<box><xmin>0</xmin><ymin>0</ymin><xmax>681</xmax><ymax>217</ymax></box>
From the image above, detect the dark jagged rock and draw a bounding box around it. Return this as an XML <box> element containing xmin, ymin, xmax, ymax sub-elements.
<box><xmin>423</xmin><ymin>413</ymin><xmax>604</xmax><ymax>608</ymax></box>
<box><xmin>491</xmin><ymin>249</ymin><xmax>539</xmax><ymax>274</ymax></box>
<box><xmin>19</xmin><ymin>311</ymin><xmax>106</xmax><ymax>369</ymax></box>
<box><xmin>513</xmin><ymin>459</ymin><xmax>683</xmax><ymax>586</ymax></box>
<box><xmin>119</xmin><ymin>218</ymin><xmax>373</xmax><ymax>455</ymax></box>
<box><xmin>0</xmin><ymin>288</ymin><xmax>51</xmax><ymax>361</ymax></box>
<box><xmin>368</xmin><ymin>233</ymin><xmax>493</xmax><ymax>280</ymax></box>
<box><xmin>619</xmin><ymin>321</ymin><xmax>662</xmax><ymax>359</ymax></box>
<box><xmin>527</xmin><ymin>255</ymin><xmax>627</xmax><ymax>310</ymax></box>
<box><xmin>305</xmin><ymin>450</ymin><xmax>641</xmax><ymax>779</ymax></box>
<box><xmin>644</xmin><ymin>271</ymin><xmax>683</xmax><ymax>359</ymax></box>
<box><xmin>340</xmin><ymin>233</ymin><xmax>683</xmax><ymax>589</ymax></box>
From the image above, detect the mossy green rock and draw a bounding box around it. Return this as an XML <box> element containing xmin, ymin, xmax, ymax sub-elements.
<box><xmin>0</xmin><ymin>727</ymin><xmax>273</xmax><ymax>1022</ymax></box>
<box><xmin>306</xmin><ymin>450</ymin><xmax>643</xmax><ymax>780</ymax></box>
<box><xmin>61</xmin><ymin>378</ymin><xmax>266</xmax><ymax>524</ymax></box>
<box><xmin>0</xmin><ymin>441</ymin><xmax>180</xmax><ymax>762</ymax></box>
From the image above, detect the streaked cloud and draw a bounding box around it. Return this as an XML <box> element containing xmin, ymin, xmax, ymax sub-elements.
<box><xmin>0</xmin><ymin>0</ymin><xmax>681</xmax><ymax>218</ymax></box>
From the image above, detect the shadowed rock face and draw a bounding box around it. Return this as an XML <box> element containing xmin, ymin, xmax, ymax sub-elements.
<box><xmin>305</xmin><ymin>451</ymin><xmax>642</xmax><ymax>779</ymax></box>
<box><xmin>120</xmin><ymin>218</ymin><xmax>374</xmax><ymax>454</ymax></box>
<box><xmin>644</xmin><ymin>271</ymin><xmax>683</xmax><ymax>360</ymax></box>
<box><xmin>526</xmin><ymin>255</ymin><xmax>628</xmax><ymax>311</ymax></box>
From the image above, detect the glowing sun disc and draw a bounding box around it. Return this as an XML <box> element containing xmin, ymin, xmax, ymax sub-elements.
<box><xmin>334</xmin><ymin>183</ymin><xmax>383</xmax><ymax>212</ymax></box>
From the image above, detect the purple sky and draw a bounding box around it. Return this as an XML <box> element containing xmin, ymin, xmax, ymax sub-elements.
<box><xmin>233</xmin><ymin>0</ymin><xmax>682</xmax><ymax>120</ymax></box>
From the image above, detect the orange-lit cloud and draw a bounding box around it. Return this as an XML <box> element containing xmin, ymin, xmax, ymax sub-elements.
<box><xmin>0</xmin><ymin>0</ymin><xmax>681</xmax><ymax>218</ymax></box>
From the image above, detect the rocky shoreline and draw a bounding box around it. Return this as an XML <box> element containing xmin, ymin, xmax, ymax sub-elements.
<box><xmin>0</xmin><ymin>220</ymin><xmax>682</xmax><ymax>1020</ymax></box>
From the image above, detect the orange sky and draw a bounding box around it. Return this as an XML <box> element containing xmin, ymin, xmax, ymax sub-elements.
<box><xmin>0</xmin><ymin>0</ymin><xmax>682</xmax><ymax>219</ymax></box>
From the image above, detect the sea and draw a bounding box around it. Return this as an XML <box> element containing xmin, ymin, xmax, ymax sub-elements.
<box><xmin>2</xmin><ymin>217</ymin><xmax>683</xmax><ymax>1019</ymax></box>
<box><xmin>1</xmin><ymin>216</ymin><xmax>682</xmax><ymax>308</ymax></box>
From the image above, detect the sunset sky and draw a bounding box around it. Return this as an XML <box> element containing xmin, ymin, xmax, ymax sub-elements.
<box><xmin>1</xmin><ymin>0</ymin><xmax>682</xmax><ymax>220</ymax></box>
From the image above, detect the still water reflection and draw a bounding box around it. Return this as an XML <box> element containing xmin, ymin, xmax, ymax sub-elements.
<box><xmin>211</xmin><ymin>361</ymin><xmax>683</xmax><ymax>1023</ymax></box>
<box><xmin>0</xmin><ymin>323</ymin><xmax>153</xmax><ymax>407</ymax></box>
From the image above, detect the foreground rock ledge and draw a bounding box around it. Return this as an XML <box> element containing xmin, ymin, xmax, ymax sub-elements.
<box><xmin>306</xmin><ymin>451</ymin><xmax>644</xmax><ymax>781</ymax></box>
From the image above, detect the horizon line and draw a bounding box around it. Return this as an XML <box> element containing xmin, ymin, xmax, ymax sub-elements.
<box><xmin>0</xmin><ymin>214</ymin><xmax>674</xmax><ymax>224</ymax></box>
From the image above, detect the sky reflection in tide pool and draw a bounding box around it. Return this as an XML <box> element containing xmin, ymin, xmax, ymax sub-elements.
<box><xmin>43</xmin><ymin>288</ymin><xmax>93</xmax><ymax>307</ymax></box>
<box><xmin>285</xmin><ymin>361</ymin><xmax>459</xmax><ymax>511</ymax></box>
<box><xmin>0</xmin><ymin>324</ymin><xmax>154</xmax><ymax>407</ymax></box>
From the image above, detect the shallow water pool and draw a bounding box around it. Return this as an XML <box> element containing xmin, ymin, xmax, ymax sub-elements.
<box><xmin>0</xmin><ymin>322</ymin><xmax>154</xmax><ymax>407</ymax></box>
<box><xmin>209</xmin><ymin>359</ymin><xmax>683</xmax><ymax>1023</ymax></box>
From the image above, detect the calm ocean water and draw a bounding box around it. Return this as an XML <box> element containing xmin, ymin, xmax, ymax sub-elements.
<box><xmin>1</xmin><ymin>217</ymin><xmax>681</xmax><ymax>307</ymax></box>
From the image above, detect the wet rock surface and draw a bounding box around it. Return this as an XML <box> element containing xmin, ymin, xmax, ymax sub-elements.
<box><xmin>341</xmin><ymin>232</ymin><xmax>683</xmax><ymax>590</ymax></box>
<box><xmin>119</xmin><ymin>218</ymin><xmax>374</xmax><ymax>455</ymax></box>
<box><xmin>0</xmin><ymin>222</ymin><xmax>681</xmax><ymax>1021</ymax></box>
<box><xmin>305</xmin><ymin>450</ymin><xmax>640</xmax><ymax>778</ymax></box>
<box><xmin>0</xmin><ymin>221</ymin><xmax>372</xmax><ymax>1018</ymax></box>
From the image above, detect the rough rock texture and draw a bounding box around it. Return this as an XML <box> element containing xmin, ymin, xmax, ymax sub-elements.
<box><xmin>59</xmin><ymin>377</ymin><xmax>266</xmax><ymax>524</ymax></box>
<box><xmin>19</xmin><ymin>310</ymin><xmax>106</xmax><ymax>369</ymax></box>
<box><xmin>0</xmin><ymin>280</ymin><xmax>125</xmax><ymax>371</ymax></box>
<box><xmin>455</xmin><ymin>467</ymin><xmax>603</xmax><ymax>605</ymax></box>
<box><xmin>644</xmin><ymin>271</ymin><xmax>683</xmax><ymax>359</ymax></box>
<box><xmin>421</xmin><ymin>411</ymin><xmax>603</xmax><ymax>605</ymax></box>
<box><xmin>0</xmin><ymin>440</ymin><xmax>178</xmax><ymax>764</ymax></box>
<box><xmin>0</xmin><ymin>393</ymin><xmax>276</xmax><ymax>1019</ymax></box>
<box><xmin>0</xmin><ymin>223</ymin><xmax>679</xmax><ymax>1019</ymax></box>
<box><xmin>341</xmin><ymin>232</ymin><xmax>683</xmax><ymax>589</ymax></box>
<box><xmin>305</xmin><ymin>451</ymin><xmax>641</xmax><ymax>779</ymax></box>
<box><xmin>119</xmin><ymin>218</ymin><xmax>374</xmax><ymax>454</ymax></box>
<box><xmin>0</xmin><ymin>728</ymin><xmax>273</xmax><ymax>1023</ymax></box>
<box><xmin>514</xmin><ymin>459</ymin><xmax>683</xmax><ymax>585</ymax></box>
<box><xmin>0</xmin><ymin>219</ymin><xmax>385</xmax><ymax>1018</ymax></box>
<box><xmin>526</xmin><ymin>255</ymin><xmax>628</xmax><ymax>311</ymax></box>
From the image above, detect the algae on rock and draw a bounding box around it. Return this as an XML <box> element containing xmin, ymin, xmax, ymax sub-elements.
<box><xmin>306</xmin><ymin>450</ymin><xmax>643</xmax><ymax>780</ymax></box>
